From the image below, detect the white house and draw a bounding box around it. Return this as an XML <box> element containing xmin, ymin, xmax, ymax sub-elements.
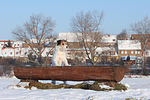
<box><xmin>0</xmin><ymin>47</ymin><xmax>21</xmax><ymax>58</ymax></box>
<box><xmin>12</xmin><ymin>41</ymin><xmax>24</xmax><ymax>47</ymax></box>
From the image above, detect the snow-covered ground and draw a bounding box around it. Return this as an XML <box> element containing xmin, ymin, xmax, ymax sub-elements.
<box><xmin>0</xmin><ymin>75</ymin><xmax>150</xmax><ymax>100</ymax></box>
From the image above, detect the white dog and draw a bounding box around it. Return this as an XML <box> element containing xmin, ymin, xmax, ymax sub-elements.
<box><xmin>51</xmin><ymin>39</ymin><xmax>69</xmax><ymax>84</ymax></box>
<box><xmin>52</xmin><ymin>39</ymin><xmax>69</xmax><ymax>66</ymax></box>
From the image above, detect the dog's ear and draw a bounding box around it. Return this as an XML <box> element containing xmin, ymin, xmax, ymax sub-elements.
<box><xmin>57</xmin><ymin>40</ymin><xmax>62</xmax><ymax>46</ymax></box>
<box><xmin>64</xmin><ymin>40</ymin><xmax>67</xmax><ymax>42</ymax></box>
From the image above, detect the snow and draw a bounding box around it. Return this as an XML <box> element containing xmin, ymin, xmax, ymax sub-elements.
<box><xmin>101</xmin><ymin>35</ymin><xmax>117</xmax><ymax>43</ymax></box>
<box><xmin>98</xmin><ymin>83</ymin><xmax>114</xmax><ymax>89</ymax></box>
<box><xmin>118</xmin><ymin>40</ymin><xmax>141</xmax><ymax>50</ymax></box>
<box><xmin>0</xmin><ymin>75</ymin><xmax>150</xmax><ymax>100</ymax></box>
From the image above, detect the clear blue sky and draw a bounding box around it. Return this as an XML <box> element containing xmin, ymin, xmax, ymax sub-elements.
<box><xmin>0</xmin><ymin>0</ymin><xmax>150</xmax><ymax>40</ymax></box>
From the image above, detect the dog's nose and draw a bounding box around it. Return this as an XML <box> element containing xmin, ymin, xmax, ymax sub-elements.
<box><xmin>66</xmin><ymin>45</ymin><xmax>68</xmax><ymax>48</ymax></box>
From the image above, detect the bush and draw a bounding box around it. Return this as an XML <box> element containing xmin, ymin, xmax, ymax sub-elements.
<box><xmin>0</xmin><ymin>58</ymin><xmax>16</xmax><ymax>77</ymax></box>
<box><xmin>114</xmin><ymin>83</ymin><xmax>127</xmax><ymax>91</ymax></box>
<box><xmin>28</xmin><ymin>81</ymin><xmax>127</xmax><ymax>91</ymax></box>
<box><xmin>142</xmin><ymin>68</ymin><xmax>149</xmax><ymax>76</ymax></box>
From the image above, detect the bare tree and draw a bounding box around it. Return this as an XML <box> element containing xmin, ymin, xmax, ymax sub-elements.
<box><xmin>70</xmin><ymin>50</ymin><xmax>87</xmax><ymax>65</ymax></box>
<box><xmin>117</xmin><ymin>29</ymin><xmax>128</xmax><ymax>40</ymax></box>
<box><xmin>12</xmin><ymin>14</ymin><xmax>56</xmax><ymax>66</ymax></box>
<box><xmin>70</xmin><ymin>11</ymin><xmax>104</xmax><ymax>65</ymax></box>
<box><xmin>130</xmin><ymin>16</ymin><xmax>150</xmax><ymax>71</ymax></box>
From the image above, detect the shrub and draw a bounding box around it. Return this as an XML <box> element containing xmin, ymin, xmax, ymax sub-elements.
<box><xmin>114</xmin><ymin>83</ymin><xmax>127</xmax><ymax>91</ymax></box>
<box><xmin>29</xmin><ymin>81</ymin><xmax>127</xmax><ymax>91</ymax></box>
<box><xmin>142</xmin><ymin>68</ymin><xmax>149</xmax><ymax>76</ymax></box>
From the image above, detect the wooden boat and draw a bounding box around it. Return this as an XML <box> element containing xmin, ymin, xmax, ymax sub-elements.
<box><xmin>14</xmin><ymin>66</ymin><xmax>126</xmax><ymax>82</ymax></box>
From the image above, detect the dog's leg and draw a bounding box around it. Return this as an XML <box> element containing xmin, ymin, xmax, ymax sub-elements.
<box><xmin>52</xmin><ymin>80</ymin><xmax>56</xmax><ymax>84</ymax></box>
<box><xmin>63</xmin><ymin>81</ymin><xmax>67</xmax><ymax>85</ymax></box>
<box><xmin>63</xmin><ymin>58</ymin><xmax>70</xmax><ymax>66</ymax></box>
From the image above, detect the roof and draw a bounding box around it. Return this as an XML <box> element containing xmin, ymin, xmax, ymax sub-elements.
<box><xmin>0</xmin><ymin>40</ymin><xmax>14</xmax><ymax>42</ymax></box>
<box><xmin>101</xmin><ymin>35</ymin><xmax>117</xmax><ymax>43</ymax></box>
<box><xmin>118</xmin><ymin>40</ymin><xmax>141</xmax><ymax>50</ymax></box>
<box><xmin>59</xmin><ymin>32</ymin><xmax>103</xmax><ymax>42</ymax></box>
<box><xmin>96</xmin><ymin>47</ymin><xmax>111</xmax><ymax>52</ymax></box>
<box><xmin>58</xmin><ymin>32</ymin><xmax>77</xmax><ymax>42</ymax></box>
<box><xmin>131</xmin><ymin>34</ymin><xmax>150</xmax><ymax>40</ymax></box>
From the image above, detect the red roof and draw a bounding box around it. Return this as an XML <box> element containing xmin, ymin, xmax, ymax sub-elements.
<box><xmin>0</xmin><ymin>40</ymin><xmax>14</xmax><ymax>42</ymax></box>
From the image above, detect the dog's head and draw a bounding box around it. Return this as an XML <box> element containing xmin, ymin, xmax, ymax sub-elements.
<box><xmin>56</xmin><ymin>39</ymin><xmax>68</xmax><ymax>50</ymax></box>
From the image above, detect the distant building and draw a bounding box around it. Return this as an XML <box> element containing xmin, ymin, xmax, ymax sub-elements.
<box><xmin>118</xmin><ymin>40</ymin><xmax>142</xmax><ymax>57</ymax></box>
<box><xmin>1</xmin><ymin>33</ymin><xmax>150</xmax><ymax>65</ymax></box>
<box><xmin>101</xmin><ymin>34</ymin><xmax>117</xmax><ymax>46</ymax></box>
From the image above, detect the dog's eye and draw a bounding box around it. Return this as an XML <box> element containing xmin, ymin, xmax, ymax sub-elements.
<box><xmin>62</xmin><ymin>43</ymin><xmax>64</xmax><ymax>45</ymax></box>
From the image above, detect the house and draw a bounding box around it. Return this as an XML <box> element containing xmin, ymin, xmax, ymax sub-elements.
<box><xmin>118</xmin><ymin>40</ymin><xmax>142</xmax><ymax>58</ymax></box>
<box><xmin>101</xmin><ymin>34</ymin><xmax>117</xmax><ymax>47</ymax></box>
<box><xmin>0</xmin><ymin>40</ymin><xmax>14</xmax><ymax>48</ymax></box>
<box><xmin>59</xmin><ymin>32</ymin><xmax>103</xmax><ymax>48</ymax></box>
<box><xmin>12</xmin><ymin>41</ymin><xmax>24</xmax><ymax>47</ymax></box>
<box><xmin>0</xmin><ymin>40</ymin><xmax>24</xmax><ymax>48</ymax></box>
<box><xmin>0</xmin><ymin>47</ymin><xmax>21</xmax><ymax>58</ymax></box>
<box><xmin>67</xmin><ymin>48</ymin><xmax>89</xmax><ymax>64</ymax></box>
<box><xmin>94</xmin><ymin>46</ymin><xmax>118</xmax><ymax>62</ymax></box>
<box><xmin>131</xmin><ymin>34</ymin><xmax>150</xmax><ymax>57</ymax></box>
<box><xmin>131</xmin><ymin>34</ymin><xmax>150</xmax><ymax>40</ymax></box>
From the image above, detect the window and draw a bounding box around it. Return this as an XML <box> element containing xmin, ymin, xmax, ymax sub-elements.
<box><xmin>16</xmin><ymin>52</ymin><xmax>18</xmax><ymax>54</ymax></box>
<box><xmin>138</xmin><ymin>51</ymin><xmax>140</xmax><ymax>54</ymax></box>
<box><xmin>10</xmin><ymin>52</ymin><xmax>12</xmax><ymax>55</ymax></box>
<box><xmin>146</xmin><ymin>52</ymin><xmax>149</xmax><ymax>55</ymax></box>
<box><xmin>112</xmin><ymin>39</ymin><xmax>116</xmax><ymax>41</ymax></box>
<box><xmin>131</xmin><ymin>51</ymin><xmax>134</xmax><ymax>54</ymax></box>
<box><xmin>46</xmin><ymin>52</ymin><xmax>49</xmax><ymax>55</ymax></box>
<box><xmin>125</xmin><ymin>51</ymin><xmax>127</xmax><ymax>54</ymax></box>
<box><xmin>135</xmin><ymin>51</ymin><xmax>137</xmax><ymax>54</ymax></box>
<box><xmin>96</xmin><ymin>52</ymin><xmax>99</xmax><ymax>54</ymax></box>
<box><xmin>121</xmin><ymin>51</ymin><xmax>124</xmax><ymax>54</ymax></box>
<box><xmin>68</xmin><ymin>52</ymin><xmax>71</xmax><ymax>55</ymax></box>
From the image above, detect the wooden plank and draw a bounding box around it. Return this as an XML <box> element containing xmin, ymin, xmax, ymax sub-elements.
<box><xmin>14</xmin><ymin>66</ymin><xmax>126</xmax><ymax>82</ymax></box>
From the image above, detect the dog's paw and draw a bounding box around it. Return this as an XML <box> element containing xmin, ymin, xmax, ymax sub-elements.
<box><xmin>67</xmin><ymin>64</ymin><xmax>71</xmax><ymax>66</ymax></box>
